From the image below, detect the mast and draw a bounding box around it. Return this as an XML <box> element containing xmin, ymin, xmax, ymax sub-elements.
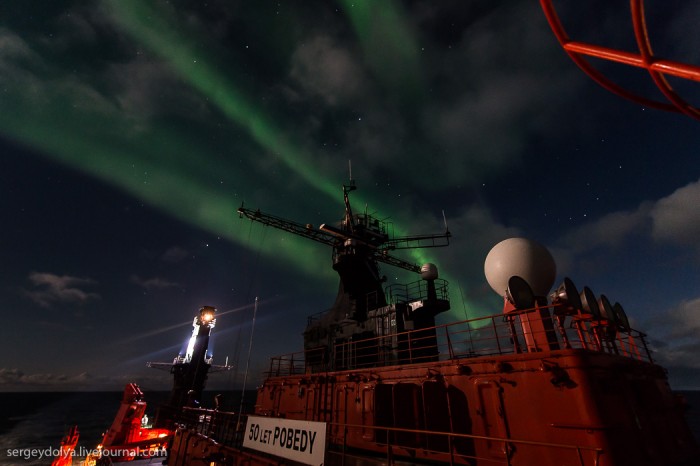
<box><xmin>238</xmin><ymin>182</ymin><xmax>451</xmax><ymax>370</ymax></box>
<box><xmin>237</xmin><ymin>182</ymin><xmax>450</xmax><ymax>318</ymax></box>
<box><xmin>147</xmin><ymin>306</ymin><xmax>231</xmax><ymax>426</ymax></box>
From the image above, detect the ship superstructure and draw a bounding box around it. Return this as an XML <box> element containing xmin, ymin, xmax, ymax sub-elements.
<box><xmin>82</xmin><ymin>306</ymin><xmax>230</xmax><ymax>465</ymax></box>
<box><xmin>162</xmin><ymin>182</ymin><xmax>698</xmax><ymax>466</ymax></box>
<box><xmin>237</xmin><ymin>181</ymin><xmax>451</xmax><ymax>373</ymax></box>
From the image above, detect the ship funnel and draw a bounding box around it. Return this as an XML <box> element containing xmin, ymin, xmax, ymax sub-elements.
<box><xmin>579</xmin><ymin>287</ymin><xmax>601</xmax><ymax>319</ymax></box>
<box><xmin>550</xmin><ymin>277</ymin><xmax>582</xmax><ymax>315</ymax></box>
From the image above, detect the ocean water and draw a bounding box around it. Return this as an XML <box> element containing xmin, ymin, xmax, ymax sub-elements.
<box><xmin>1</xmin><ymin>390</ymin><xmax>699</xmax><ymax>465</ymax></box>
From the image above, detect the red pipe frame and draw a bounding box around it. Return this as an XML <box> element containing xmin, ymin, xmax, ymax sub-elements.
<box><xmin>540</xmin><ymin>0</ymin><xmax>700</xmax><ymax>120</ymax></box>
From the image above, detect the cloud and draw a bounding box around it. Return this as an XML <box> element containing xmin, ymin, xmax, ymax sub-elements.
<box><xmin>108</xmin><ymin>55</ymin><xmax>212</xmax><ymax>123</ymax></box>
<box><xmin>417</xmin><ymin>2</ymin><xmax>583</xmax><ymax>185</ymax></box>
<box><xmin>560</xmin><ymin>178</ymin><xmax>700</xmax><ymax>256</ymax></box>
<box><xmin>161</xmin><ymin>246</ymin><xmax>191</xmax><ymax>263</ymax></box>
<box><xmin>289</xmin><ymin>35</ymin><xmax>368</xmax><ymax>106</ymax></box>
<box><xmin>130</xmin><ymin>275</ymin><xmax>179</xmax><ymax>290</ymax></box>
<box><xmin>650</xmin><ymin>180</ymin><xmax>700</xmax><ymax>247</ymax></box>
<box><xmin>0</xmin><ymin>27</ymin><xmax>35</xmax><ymax>61</ymax></box>
<box><xmin>647</xmin><ymin>297</ymin><xmax>700</xmax><ymax>389</ymax></box>
<box><xmin>561</xmin><ymin>205</ymin><xmax>652</xmax><ymax>253</ymax></box>
<box><xmin>652</xmin><ymin>297</ymin><xmax>700</xmax><ymax>342</ymax></box>
<box><xmin>0</xmin><ymin>367</ymin><xmax>164</xmax><ymax>391</ymax></box>
<box><xmin>24</xmin><ymin>272</ymin><xmax>100</xmax><ymax>308</ymax></box>
<box><xmin>0</xmin><ymin>368</ymin><xmax>89</xmax><ymax>388</ymax></box>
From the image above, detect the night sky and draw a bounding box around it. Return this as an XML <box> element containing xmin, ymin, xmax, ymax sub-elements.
<box><xmin>1</xmin><ymin>1</ymin><xmax>699</xmax><ymax>392</ymax></box>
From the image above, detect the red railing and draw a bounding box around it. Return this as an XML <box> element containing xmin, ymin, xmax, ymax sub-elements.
<box><xmin>328</xmin><ymin>421</ymin><xmax>604</xmax><ymax>466</ymax></box>
<box><xmin>540</xmin><ymin>0</ymin><xmax>700</xmax><ymax>120</ymax></box>
<box><xmin>171</xmin><ymin>408</ymin><xmax>603</xmax><ymax>466</ymax></box>
<box><xmin>266</xmin><ymin>303</ymin><xmax>653</xmax><ymax>376</ymax></box>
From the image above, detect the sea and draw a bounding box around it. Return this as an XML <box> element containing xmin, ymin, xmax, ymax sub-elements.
<box><xmin>1</xmin><ymin>390</ymin><xmax>699</xmax><ymax>465</ymax></box>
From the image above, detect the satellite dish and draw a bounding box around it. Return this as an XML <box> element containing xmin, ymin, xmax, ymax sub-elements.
<box><xmin>484</xmin><ymin>238</ymin><xmax>556</xmax><ymax>297</ymax></box>
<box><xmin>597</xmin><ymin>295</ymin><xmax>616</xmax><ymax>324</ymax></box>
<box><xmin>550</xmin><ymin>277</ymin><xmax>582</xmax><ymax>313</ymax></box>
<box><xmin>613</xmin><ymin>302</ymin><xmax>631</xmax><ymax>332</ymax></box>
<box><xmin>580</xmin><ymin>287</ymin><xmax>601</xmax><ymax>319</ymax></box>
<box><xmin>506</xmin><ymin>275</ymin><xmax>536</xmax><ymax>310</ymax></box>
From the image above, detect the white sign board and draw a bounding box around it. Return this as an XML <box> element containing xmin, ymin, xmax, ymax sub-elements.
<box><xmin>243</xmin><ymin>415</ymin><xmax>326</xmax><ymax>466</ymax></box>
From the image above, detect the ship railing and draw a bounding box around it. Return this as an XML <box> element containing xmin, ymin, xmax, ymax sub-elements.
<box><xmin>327</xmin><ymin>305</ymin><xmax>654</xmax><ymax>370</ymax></box>
<box><xmin>173</xmin><ymin>407</ymin><xmax>247</xmax><ymax>447</ymax></box>
<box><xmin>386</xmin><ymin>278</ymin><xmax>449</xmax><ymax>303</ymax></box>
<box><xmin>269</xmin><ymin>305</ymin><xmax>654</xmax><ymax>373</ymax></box>
<box><xmin>328</xmin><ymin>421</ymin><xmax>604</xmax><ymax>466</ymax></box>
<box><xmin>266</xmin><ymin>351</ymin><xmax>310</xmax><ymax>376</ymax></box>
<box><xmin>169</xmin><ymin>408</ymin><xmax>604</xmax><ymax>466</ymax></box>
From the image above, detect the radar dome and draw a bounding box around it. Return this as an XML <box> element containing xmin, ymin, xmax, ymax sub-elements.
<box><xmin>420</xmin><ymin>263</ymin><xmax>439</xmax><ymax>280</ymax></box>
<box><xmin>484</xmin><ymin>238</ymin><xmax>556</xmax><ymax>297</ymax></box>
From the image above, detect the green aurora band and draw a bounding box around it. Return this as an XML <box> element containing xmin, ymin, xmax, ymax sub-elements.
<box><xmin>104</xmin><ymin>0</ymin><xmax>439</xmax><ymax>272</ymax></box>
<box><xmin>0</xmin><ymin>1</ymin><xmax>484</xmax><ymax>319</ymax></box>
<box><xmin>338</xmin><ymin>0</ymin><xmax>423</xmax><ymax>103</ymax></box>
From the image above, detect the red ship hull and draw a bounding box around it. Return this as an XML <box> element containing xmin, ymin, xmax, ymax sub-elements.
<box><xmin>166</xmin><ymin>322</ymin><xmax>698</xmax><ymax>466</ymax></box>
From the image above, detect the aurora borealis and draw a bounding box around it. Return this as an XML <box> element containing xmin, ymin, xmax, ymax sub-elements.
<box><xmin>1</xmin><ymin>1</ymin><xmax>699</xmax><ymax>391</ymax></box>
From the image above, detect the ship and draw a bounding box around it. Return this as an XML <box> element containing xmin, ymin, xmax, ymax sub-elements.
<box><xmin>152</xmin><ymin>180</ymin><xmax>697</xmax><ymax>466</ymax></box>
<box><xmin>74</xmin><ymin>3</ymin><xmax>700</xmax><ymax>465</ymax></box>
<box><xmin>51</xmin><ymin>425</ymin><xmax>79</xmax><ymax>466</ymax></box>
<box><xmin>81</xmin><ymin>306</ymin><xmax>231</xmax><ymax>465</ymax></box>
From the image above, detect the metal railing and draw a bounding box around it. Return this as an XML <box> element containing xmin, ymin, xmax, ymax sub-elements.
<box><xmin>268</xmin><ymin>303</ymin><xmax>654</xmax><ymax>376</ymax></box>
<box><xmin>327</xmin><ymin>421</ymin><xmax>604</xmax><ymax>466</ymax></box>
<box><xmin>171</xmin><ymin>408</ymin><xmax>603</xmax><ymax>466</ymax></box>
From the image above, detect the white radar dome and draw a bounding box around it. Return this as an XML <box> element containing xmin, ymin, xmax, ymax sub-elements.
<box><xmin>420</xmin><ymin>263</ymin><xmax>439</xmax><ymax>280</ymax></box>
<box><xmin>484</xmin><ymin>238</ymin><xmax>556</xmax><ymax>297</ymax></box>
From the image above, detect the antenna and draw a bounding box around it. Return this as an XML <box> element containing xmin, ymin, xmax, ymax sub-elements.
<box><xmin>348</xmin><ymin>160</ymin><xmax>353</xmax><ymax>184</ymax></box>
<box><xmin>237</xmin><ymin>297</ymin><xmax>258</xmax><ymax>430</ymax></box>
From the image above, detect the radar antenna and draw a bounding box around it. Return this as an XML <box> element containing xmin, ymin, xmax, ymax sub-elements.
<box><xmin>540</xmin><ymin>0</ymin><xmax>700</xmax><ymax>120</ymax></box>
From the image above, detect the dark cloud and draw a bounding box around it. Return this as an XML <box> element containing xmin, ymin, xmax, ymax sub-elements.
<box><xmin>644</xmin><ymin>297</ymin><xmax>700</xmax><ymax>389</ymax></box>
<box><xmin>161</xmin><ymin>246</ymin><xmax>191</xmax><ymax>263</ymax></box>
<box><xmin>0</xmin><ymin>367</ymin><xmax>171</xmax><ymax>391</ymax></box>
<box><xmin>23</xmin><ymin>272</ymin><xmax>100</xmax><ymax>308</ymax></box>
<box><xmin>130</xmin><ymin>275</ymin><xmax>179</xmax><ymax>290</ymax></box>
<box><xmin>289</xmin><ymin>36</ymin><xmax>368</xmax><ymax>106</ymax></box>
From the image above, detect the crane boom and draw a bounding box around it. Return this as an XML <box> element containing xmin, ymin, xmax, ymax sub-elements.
<box><xmin>237</xmin><ymin>206</ymin><xmax>337</xmax><ymax>247</ymax></box>
<box><xmin>237</xmin><ymin>205</ymin><xmax>422</xmax><ymax>272</ymax></box>
<box><xmin>236</xmin><ymin>182</ymin><xmax>452</xmax><ymax>346</ymax></box>
<box><xmin>236</xmin><ymin>182</ymin><xmax>451</xmax><ymax>274</ymax></box>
